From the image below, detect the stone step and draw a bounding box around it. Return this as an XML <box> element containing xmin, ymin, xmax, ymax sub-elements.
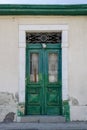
<box><xmin>21</xmin><ymin>116</ymin><xmax>66</xmax><ymax>123</ymax></box>
<box><xmin>0</xmin><ymin>122</ymin><xmax>87</xmax><ymax>130</ymax></box>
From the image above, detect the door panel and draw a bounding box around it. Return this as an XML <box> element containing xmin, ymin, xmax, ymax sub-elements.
<box><xmin>26</xmin><ymin>49</ymin><xmax>43</xmax><ymax>115</ymax></box>
<box><xmin>26</xmin><ymin>87</ymin><xmax>42</xmax><ymax>115</ymax></box>
<box><xmin>26</xmin><ymin>44</ymin><xmax>62</xmax><ymax>115</ymax></box>
<box><xmin>45</xmin><ymin>50</ymin><xmax>62</xmax><ymax>115</ymax></box>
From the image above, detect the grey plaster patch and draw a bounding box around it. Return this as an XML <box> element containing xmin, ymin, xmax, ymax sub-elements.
<box><xmin>0</xmin><ymin>92</ymin><xmax>12</xmax><ymax>105</ymax></box>
<box><xmin>70</xmin><ymin>97</ymin><xmax>79</xmax><ymax>106</ymax></box>
<box><xmin>3</xmin><ymin>112</ymin><xmax>15</xmax><ymax>123</ymax></box>
<box><xmin>15</xmin><ymin>92</ymin><xmax>19</xmax><ymax>102</ymax></box>
<box><xmin>0</xmin><ymin>92</ymin><xmax>18</xmax><ymax>122</ymax></box>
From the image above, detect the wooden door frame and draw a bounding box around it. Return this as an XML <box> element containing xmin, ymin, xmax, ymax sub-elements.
<box><xmin>18</xmin><ymin>24</ymin><xmax>69</xmax><ymax>121</ymax></box>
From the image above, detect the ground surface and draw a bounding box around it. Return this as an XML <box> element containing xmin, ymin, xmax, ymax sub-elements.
<box><xmin>0</xmin><ymin>122</ymin><xmax>87</xmax><ymax>130</ymax></box>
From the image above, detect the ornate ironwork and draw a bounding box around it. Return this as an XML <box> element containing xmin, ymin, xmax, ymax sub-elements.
<box><xmin>26</xmin><ymin>32</ymin><xmax>61</xmax><ymax>43</ymax></box>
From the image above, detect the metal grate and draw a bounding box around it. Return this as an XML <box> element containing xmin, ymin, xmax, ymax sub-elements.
<box><xmin>26</xmin><ymin>32</ymin><xmax>61</xmax><ymax>43</ymax></box>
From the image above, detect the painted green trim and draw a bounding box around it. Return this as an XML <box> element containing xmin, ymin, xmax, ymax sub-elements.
<box><xmin>0</xmin><ymin>4</ymin><xmax>87</xmax><ymax>15</ymax></box>
<box><xmin>63</xmin><ymin>100</ymin><xmax>70</xmax><ymax>121</ymax></box>
<box><xmin>17</xmin><ymin>102</ymin><xmax>25</xmax><ymax>116</ymax></box>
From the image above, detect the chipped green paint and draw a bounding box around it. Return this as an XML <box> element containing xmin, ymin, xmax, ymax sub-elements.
<box><xmin>39</xmin><ymin>73</ymin><xmax>42</xmax><ymax>81</ymax></box>
<box><xmin>25</xmin><ymin>76</ymin><xmax>30</xmax><ymax>85</ymax></box>
<box><xmin>17</xmin><ymin>103</ymin><xmax>25</xmax><ymax>116</ymax></box>
<box><xmin>26</xmin><ymin>43</ymin><xmax>62</xmax><ymax>115</ymax></box>
<box><xmin>63</xmin><ymin>100</ymin><xmax>70</xmax><ymax>121</ymax></box>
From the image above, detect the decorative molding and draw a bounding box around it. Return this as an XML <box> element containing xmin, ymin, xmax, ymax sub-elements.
<box><xmin>19</xmin><ymin>25</ymin><xmax>68</xmax><ymax>31</ymax></box>
<box><xmin>19</xmin><ymin>47</ymin><xmax>25</xmax><ymax>103</ymax></box>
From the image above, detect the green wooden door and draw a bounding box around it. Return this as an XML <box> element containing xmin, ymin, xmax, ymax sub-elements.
<box><xmin>26</xmin><ymin>43</ymin><xmax>62</xmax><ymax>115</ymax></box>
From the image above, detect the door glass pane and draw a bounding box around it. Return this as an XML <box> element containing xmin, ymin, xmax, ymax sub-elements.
<box><xmin>30</xmin><ymin>53</ymin><xmax>39</xmax><ymax>82</ymax></box>
<box><xmin>48</xmin><ymin>53</ymin><xmax>58</xmax><ymax>83</ymax></box>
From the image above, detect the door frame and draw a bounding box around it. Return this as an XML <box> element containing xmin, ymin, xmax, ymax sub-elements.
<box><xmin>18</xmin><ymin>24</ymin><xmax>69</xmax><ymax>119</ymax></box>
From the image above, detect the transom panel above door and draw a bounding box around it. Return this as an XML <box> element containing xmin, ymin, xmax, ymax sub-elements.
<box><xmin>26</xmin><ymin>32</ymin><xmax>62</xmax><ymax>115</ymax></box>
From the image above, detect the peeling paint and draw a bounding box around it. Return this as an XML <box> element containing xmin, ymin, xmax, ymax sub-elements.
<box><xmin>63</xmin><ymin>100</ymin><xmax>70</xmax><ymax>121</ymax></box>
<box><xmin>17</xmin><ymin>103</ymin><xmax>25</xmax><ymax>116</ymax></box>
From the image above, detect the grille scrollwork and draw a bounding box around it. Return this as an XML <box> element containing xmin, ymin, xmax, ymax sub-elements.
<box><xmin>26</xmin><ymin>32</ymin><xmax>61</xmax><ymax>44</ymax></box>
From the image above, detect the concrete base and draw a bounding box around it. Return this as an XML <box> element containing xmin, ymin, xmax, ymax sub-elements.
<box><xmin>1</xmin><ymin>122</ymin><xmax>87</xmax><ymax>130</ymax></box>
<box><xmin>21</xmin><ymin>116</ymin><xmax>66</xmax><ymax>123</ymax></box>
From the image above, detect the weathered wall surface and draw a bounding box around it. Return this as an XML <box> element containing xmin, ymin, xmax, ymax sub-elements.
<box><xmin>0</xmin><ymin>17</ymin><xmax>19</xmax><ymax>122</ymax></box>
<box><xmin>0</xmin><ymin>92</ymin><xmax>18</xmax><ymax>122</ymax></box>
<box><xmin>0</xmin><ymin>16</ymin><xmax>87</xmax><ymax>121</ymax></box>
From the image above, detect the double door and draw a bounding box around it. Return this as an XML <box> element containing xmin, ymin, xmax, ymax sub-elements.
<box><xmin>26</xmin><ymin>43</ymin><xmax>62</xmax><ymax>115</ymax></box>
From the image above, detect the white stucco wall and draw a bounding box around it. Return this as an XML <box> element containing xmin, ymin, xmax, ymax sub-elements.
<box><xmin>0</xmin><ymin>17</ymin><xmax>19</xmax><ymax>122</ymax></box>
<box><xmin>0</xmin><ymin>16</ymin><xmax>87</xmax><ymax>121</ymax></box>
